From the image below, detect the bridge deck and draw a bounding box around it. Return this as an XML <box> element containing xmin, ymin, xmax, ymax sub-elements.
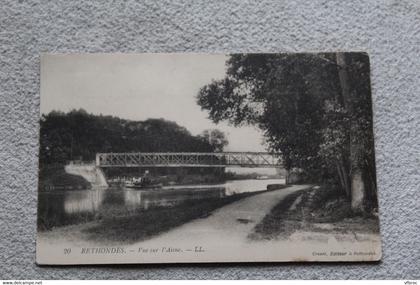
<box><xmin>96</xmin><ymin>152</ymin><xmax>281</xmax><ymax>168</ymax></box>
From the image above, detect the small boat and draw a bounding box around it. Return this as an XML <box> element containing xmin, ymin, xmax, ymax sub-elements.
<box><xmin>124</xmin><ymin>177</ymin><xmax>162</xmax><ymax>190</ymax></box>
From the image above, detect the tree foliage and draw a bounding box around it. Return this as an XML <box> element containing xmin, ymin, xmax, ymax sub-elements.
<box><xmin>198</xmin><ymin>129</ymin><xmax>229</xmax><ymax>152</ymax></box>
<box><xmin>39</xmin><ymin>109</ymin><xmax>217</xmax><ymax>164</ymax></box>
<box><xmin>197</xmin><ymin>53</ymin><xmax>377</xmax><ymax>210</ymax></box>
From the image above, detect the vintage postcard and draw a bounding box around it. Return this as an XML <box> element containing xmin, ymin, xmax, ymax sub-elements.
<box><xmin>37</xmin><ymin>53</ymin><xmax>381</xmax><ymax>264</ymax></box>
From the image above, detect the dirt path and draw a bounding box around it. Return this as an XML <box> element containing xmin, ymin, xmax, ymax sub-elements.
<box><xmin>137</xmin><ymin>184</ymin><xmax>311</xmax><ymax>247</ymax></box>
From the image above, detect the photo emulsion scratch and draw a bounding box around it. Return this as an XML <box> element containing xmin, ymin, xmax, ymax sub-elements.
<box><xmin>36</xmin><ymin>53</ymin><xmax>381</xmax><ymax>264</ymax></box>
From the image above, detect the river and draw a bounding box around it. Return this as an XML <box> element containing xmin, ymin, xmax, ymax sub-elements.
<box><xmin>38</xmin><ymin>178</ymin><xmax>285</xmax><ymax>230</ymax></box>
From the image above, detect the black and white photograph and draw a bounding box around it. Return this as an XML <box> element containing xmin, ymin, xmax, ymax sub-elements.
<box><xmin>36</xmin><ymin>53</ymin><xmax>381</xmax><ymax>264</ymax></box>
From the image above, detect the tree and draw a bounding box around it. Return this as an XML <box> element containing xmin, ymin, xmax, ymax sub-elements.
<box><xmin>196</xmin><ymin>53</ymin><xmax>377</xmax><ymax>212</ymax></box>
<box><xmin>199</xmin><ymin>129</ymin><xmax>228</xmax><ymax>152</ymax></box>
<box><xmin>39</xmin><ymin>110</ymin><xmax>216</xmax><ymax>164</ymax></box>
<box><xmin>335</xmin><ymin>53</ymin><xmax>377</xmax><ymax>211</ymax></box>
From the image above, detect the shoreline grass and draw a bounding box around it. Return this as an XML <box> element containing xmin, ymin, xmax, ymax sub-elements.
<box><xmin>249</xmin><ymin>186</ymin><xmax>380</xmax><ymax>241</ymax></box>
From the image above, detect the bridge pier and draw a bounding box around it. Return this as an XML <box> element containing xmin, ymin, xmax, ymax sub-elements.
<box><xmin>65</xmin><ymin>162</ymin><xmax>108</xmax><ymax>187</ymax></box>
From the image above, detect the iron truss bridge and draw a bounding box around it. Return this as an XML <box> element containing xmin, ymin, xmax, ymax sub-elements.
<box><xmin>96</xmin><ymin>152</ymin><xmax>281</xmax><ymax>168</ymax></box>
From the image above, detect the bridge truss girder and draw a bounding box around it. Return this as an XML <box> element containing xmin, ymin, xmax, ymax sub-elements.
<box><xmin>96</xmin><ymin>152</ymin><xmax>281</xmax><ymax>168</ymax></box>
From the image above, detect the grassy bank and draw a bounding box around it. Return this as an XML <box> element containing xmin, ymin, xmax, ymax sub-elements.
<box><xmin>82</xmin><ymin>191</ymin><xmax>258</xmax><ymax>244</ymax></box>
<box><xmin>39</xmin><ymin>164</ymin><xmax>91</xmax><ymax>191</ymax></box>
<box><xmin>249</xmin><ymin>186</ymin><xmax>380</xmax><ymax>241</ymax></box>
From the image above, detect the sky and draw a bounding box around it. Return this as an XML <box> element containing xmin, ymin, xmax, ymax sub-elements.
<box><xmin>40</xmin><ymin>53</ymin><xmax>268</xmax><ymax>153</ymax></box>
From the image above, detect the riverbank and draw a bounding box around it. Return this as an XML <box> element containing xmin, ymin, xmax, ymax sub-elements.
<box><xmin>38</xmin><ymin>184</ymin><xmax>306</xmax><ymax>248</ymax></box>
<box><xmin>82</xmin><ymin>191</ymin><xmax>258</xmax><ymax>244</ymax></box>
<box><xmin>37</xmin><ymin>184</ymin><xmax>381</xmax><ymax>264</ymax></box>
<box><xmin>249</xmin><ymin>185</ymin><xmax>380</xmax><ymax>241</ymax></box>
<box><xmin>131</xmin><ymin>184</ymin><xmax>311</xmax><ymax>246</ymax></box>
<box><xmin>39</xmin><ymin>185</ymin><xmax>287</xmax><ymax>245</ymax></box>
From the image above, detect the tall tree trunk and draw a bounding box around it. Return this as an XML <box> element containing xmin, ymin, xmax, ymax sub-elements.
<box><xmin>336</xmin><ymin>157</ymin><xmax>351</xmax><ymax>198</ymax></box>
<box><xmin>336</xmin><ymin>53</ymin><xmax>366</xmax><ymax>212</ymax></box>
<box><xmin>336</xmin><ymin>160</ymin><xmax>346</xmax><ymax>194</ymax></box>
<box><xmin>351</xmin><ymin>169</ymin><xmax>365</xmax><ymax>210</ymax></box>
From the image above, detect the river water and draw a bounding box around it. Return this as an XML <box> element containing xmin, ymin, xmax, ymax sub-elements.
<box><xmin>38</xmin><ymin>178</ymin><xmax>285</xmax><ymax>230</ymax></box>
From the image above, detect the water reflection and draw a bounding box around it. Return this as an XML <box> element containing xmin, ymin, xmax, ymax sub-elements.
<box><xmin>64</xmin><ymin>190</ymin><xmax>104</xmax><ymax>214</ymax></box>
<box><xmin>123</xmin><ymin>187</ymin><xmax>226</xmax><ymax>210</ymax></box>
<box><xmin>38</xmin><ymin>179</ymin><xmax>285</xmax><ymax>230</ymax></box>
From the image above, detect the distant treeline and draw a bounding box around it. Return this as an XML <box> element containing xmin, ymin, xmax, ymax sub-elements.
<box><xmin>39</xmin><ymin>109</ymin><xmax>217</xmax><ymax>165</ymax></box>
